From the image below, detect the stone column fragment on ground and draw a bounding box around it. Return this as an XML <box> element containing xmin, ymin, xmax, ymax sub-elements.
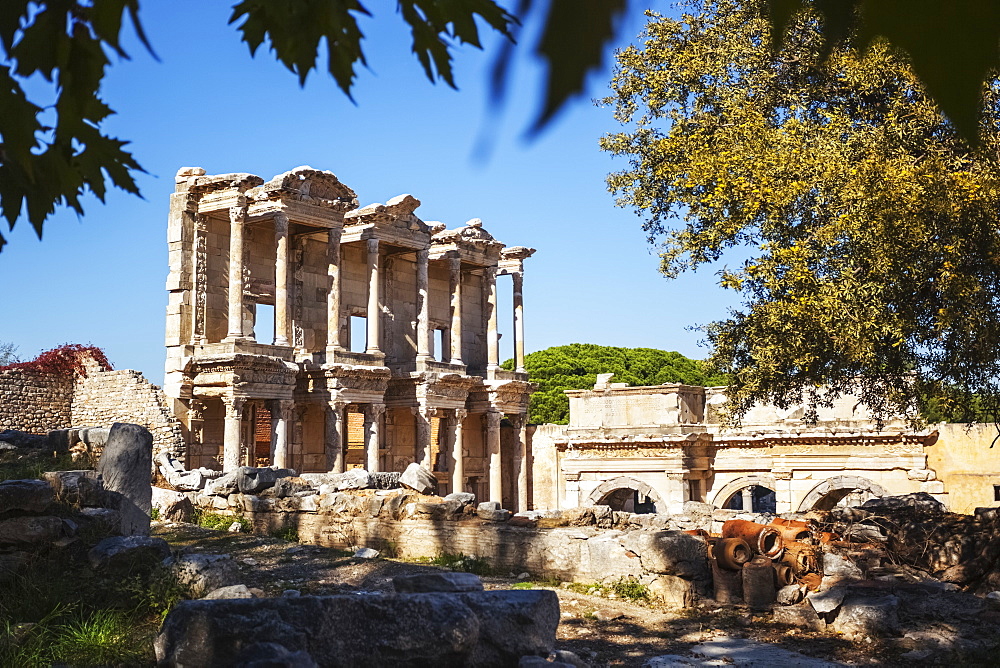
<box><xmin>485</xmin><ymin>267</ymin><xmax>499</xmax><ymax>372</ymax></box>
<box><xmin>269</xmin><ymin>399</ymin><xmax>293</xmax><ymax>469</ymax></box>
<box><xmin>486</xmin><ymin>411</ymin><xmax>502</xmax><ymax>503</ymax></box>
<box><xmin>512</xmin><ymin>270</ymin><xmax>525</xmax><ymax>373</ymax></box>
<box><xmin>451</xmin><ymin>408</ymin><xmax>467</xmax><ymax>495</ymax></box>
<box><xmin>449</xmin><ymin>254</ymin><xmax>463</xmax><ymax>364</ymax></box>
<box><xmin>364</xmin><ymin>403</ymin><xmax>385</xmax><ymax>473</ymax></box>
<box><xmin>273</xmin><ymin>212</ymin><xmax>290</xmax><ymax>346</ymax></box>
<box><xmin>222</xmin><ymin>397</ymin><xmax>245</xmax><ymax>472</ymax></box>
<box><xmin>226</xmin><ymin>204</ymin><xmax>247</xmax><ymax>341</ymax></box>
<box><xmin>326</xmin><ymin>401</ymin><xmax>346</xmax><ymax>473</ymax></box>
<box><xmin>96</xmin><ymin>422</ymin><xmax>153</xmax><ymax>536</ymax></box>
<box><xmin>366</xmin><ymin>237</ymin><xmax>381</xmax><ymax>354</ymax></box>
<box><xmin>416</xmin><ymin>248</ymin><xmax>431</xmax><ymax>361</ymax></box>
<box><xmin>327</xmin><ymin>227</ymin><xmax>343</xmax><ymax>353</ymax></box>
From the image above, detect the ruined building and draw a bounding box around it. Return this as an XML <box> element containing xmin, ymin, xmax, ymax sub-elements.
<box><xmin>530</xmin><ymin>376</ymin><xmax>951</xmax><ymax>515</ymax></box>
<box><xmin>163</xmin><ymin>167</ymin><xmax>534</xmax><ymax>509</ymax></box>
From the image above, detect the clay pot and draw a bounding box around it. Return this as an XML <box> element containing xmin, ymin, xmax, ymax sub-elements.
<box><xmin>721</xmin><ymin>519</ymin><xmax>784</xmax><ymax>559</ymax></box>
<box><xmin>712</xmin><ymin>537</ymin><xmax>753</xmax><ymax>571</ymax></box>
<box><xmin>773</xmin><ymin>561</ymin><xmax>795</xmax><ymax>587</ymax></box>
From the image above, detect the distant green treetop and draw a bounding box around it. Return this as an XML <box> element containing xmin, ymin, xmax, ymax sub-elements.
<box><xmin>503</xmin><ymin>343</ymin><xmax>728</xmax><ymax>425</ymax></box>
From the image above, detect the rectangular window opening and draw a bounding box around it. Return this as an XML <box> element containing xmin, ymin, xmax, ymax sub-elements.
<box><xmin>349</xmin><ymin>315</ymin><xmax>367</xmax><ymax>353</ymax></box>
<box><xmin>994</xmin><ymin>484</ymin><xmax>1000</xmax><ymax>502</ymax></box>
<box><xmin>255</xmin><ymin>304</ymin><xmax>275</xmax><ymax>345</ymax></box>
<box><xmin>434</xmin><ymin>328</ymin><xmax>446</xmax><ymax>362</ymax></box>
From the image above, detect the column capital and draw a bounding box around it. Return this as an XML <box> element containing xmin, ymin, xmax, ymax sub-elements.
<box><xmin>224</xmin><ymin>396</ymin><xmax>246</xmax><ymax>418</ymax></box>
<box><xmin>453</xmin><ymin>407</ymin><xmax>468</xmax><ymax>421</ymax></box>
<box><xmin>507</xmin><ymin>412</ymin><xmax>527</xmax><ymax>430</ymax></box>
<box><xmin>364</xmin><ymin>403</ymin><xmax>386</xmax><ymax>421</ymax></box>
<box><xmin>273</xmin><ymin>211</ymin><xmax>289</xmax><ymax>233</ymax></box>
<box><xmin>229</xmin><ymin>204</ymin><xmax>248</xmax><ymax>225</ymax></box>
<box><xmin>366</xmin><ymin>237</ymin><xmax>379</xmax><ymax>253</ymax></box>
<box><xmin>485</xmin><ymin>411</ymin><xmax>502</xmax><ymax>429</ymax></box>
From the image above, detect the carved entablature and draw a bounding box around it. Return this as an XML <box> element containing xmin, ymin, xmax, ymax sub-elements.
<box><xmin>186</xmin><ymin>172</ymin><xmax>265</xmax><ymax>195</ymax></box>
<box><xmin>345</xmin><ymin>194</ymin><xmax>428</xmax><ymax>234</ymax></box>
<box><xmin>431</xmin><ymin>218</ymin><xmax>505</xmax><ymax>265</ymax></box>
<box><xmin>254</xmin><ymin>166</ymin><xmax>358</xmax><ymax>210</ymax></box>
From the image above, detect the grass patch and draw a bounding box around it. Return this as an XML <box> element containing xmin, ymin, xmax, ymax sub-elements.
<box><xmin>0</xmin><ymin>450</ymin><xmax>82</xmax><ymax>483</ymax></box>
<box><xmin>563</xmin><ymin>577</ymin><xmax>650</xmax><ymax>602</ymax></box>
<box><xmin>193</xmin><ymin>510</ymin><xmax>251</xmax><ymax>533</ymax></box>
<box><xmin>512</xmin><ymin>581</ymin><xmax>534</xmax><ymax>589</ymax></box>
<box><xmin>270</xmin><ymin>525</ymin><xmax>299</xmax><ymax>542</ymax></box>
<box><xmin>419</xmin><ymin>552</ymin><xmax>494</xmax><ymax>576</ymax></box>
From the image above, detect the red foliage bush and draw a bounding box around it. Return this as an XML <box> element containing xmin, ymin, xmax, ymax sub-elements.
<box><xmin>0</xmin><ymin>344</ymin><xmax>113</xmax><ymax>377</ymax></box>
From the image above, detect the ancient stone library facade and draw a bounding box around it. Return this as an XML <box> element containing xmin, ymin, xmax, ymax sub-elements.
<box><xmin>528</xmin><ymin>375</ymin><xmax>963</xmax><ymax>516</ymax></box>
<box><xmin>163</xmin><ymin>167</ymin><xmax>534</xmax><ymax>509</ymax></box>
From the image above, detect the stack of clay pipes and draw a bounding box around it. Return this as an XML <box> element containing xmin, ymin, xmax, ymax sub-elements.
<box><xmin>696</xmin><ymin>517</ymin><xmax>834</xmax><ymax>607</ymax></box>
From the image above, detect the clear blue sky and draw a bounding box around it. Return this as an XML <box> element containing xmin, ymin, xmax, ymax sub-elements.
<box><xmin>0</xmin><ymin>1</ymin><xmax>738</xmax><ymax>383</ymax></box>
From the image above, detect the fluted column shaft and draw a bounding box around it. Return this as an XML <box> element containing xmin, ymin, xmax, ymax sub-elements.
<box><xmin>416</xmin><ymin>248</ymin><xmax>431</xmax><ymax>360</ymax></box>
<box><xmin>327</xmin><ymin>228</ymin><xmax>343</xmax><ymax>352</ymax></box>
<box><xmin>511</xmin><ymin>414</ymin><xmax>528</xmax><ymax>512</ymax></box>
<box><xmin>273</xmin><ymin>213</ymin><xmax>290</xmax><ymax>346</ymax></box>
<box><xmin>222</xmin><ymin>396</ymin><xmax>245</xmax><ymax>472</ymax></box>
<box><xmin>226</xmin><ymin>206</ymin><xmax>247</xmax><ymax>340</ymax></box>
<box><xmin>486</xmin><ymin>267</ymin><xmax>499</xmax><ymax>371</ymax></box>
<box><xmin>486</xmin><ymin>411</ymin><xmax>502</xmax><ymax>503</ymax></box>
<box><xmin>451</xmin><ymin>408</ymin><xmax>467</xmax><ymax>495</ymax></box>
<box><xmin>449</xmin><ymin>255</ymin><xmax>463</xmax><ymax>364</ymax></box>
<box><xmin>366</xmin><ymin>238</ymin><xmax>382</xmax><ymax>354</ymax></box>
<box><xmin>512</xmin><ymin>271</ymin><xmax>525</xmax><ymax>373</ymax></box>
<box><xmin>325</xmin><ymin>401</ymin><xmax>346</xmax><ymax>473</ymax></box>
<box><xmin>364</xmin><ymin>404</ymin><xmax>384</xmax><ymax>472</ymax></box>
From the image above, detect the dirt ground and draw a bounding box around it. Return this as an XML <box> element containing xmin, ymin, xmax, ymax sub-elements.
<box><xmin>153</xmin><ymin>521</ymin><xmax>996</xmax><ymax>667</ymax></box>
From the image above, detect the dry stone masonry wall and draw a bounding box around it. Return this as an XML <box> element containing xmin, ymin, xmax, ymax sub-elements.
<box><xmin>0</xmin><ymin>369</ymin><xmax>73</xmax><ymax>433</ymax></box>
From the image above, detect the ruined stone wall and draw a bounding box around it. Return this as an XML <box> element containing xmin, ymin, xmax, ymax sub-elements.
<box><xmin>71</xmin><ymin>370</ymin><xmax>185</xmax><ymax>458</ymax></box>
<box><xmin>0</xmin><ymin>369</ymin><xmax>73</xmax><ymax>433</ymax></box>
<box><xmin>925</xmin><ymin>423</ymin><xmax>1000</xmax><ymax>514</ymax></box>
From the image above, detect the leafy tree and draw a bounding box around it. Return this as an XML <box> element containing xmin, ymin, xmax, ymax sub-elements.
<box><xmin>601</xmin><ymin>0</ymin><xmax>1000</xmax><ymax>425</ymax></box>
<box><xmin>0</xmin><ymin>342</ymin><xmax>18</xmax><ymax>366</ymax></box>
<box><xmin>2</xmin><ymin>0</ymin><xmax>999</xmax><ymax>254</ymax></box>
<box><xmin>503</xmin><ymin>343</ymin><xmax>727</xmax><ymax>424</ymax></box>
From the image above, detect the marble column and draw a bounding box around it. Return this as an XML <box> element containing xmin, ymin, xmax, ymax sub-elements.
<box><xmin>273</xmin><ymin>213</ymin><xmax>290</xmax><ymax>346</ymax></box>
<box><xmin>450</xmin><ymin>408</ymin><xmax>467</xmax><ymax>495</ymax></box>
<box><xmin>416</xmin><ymin>248</ymin><xmax>431</xmax><ymax>361</ymax></box>
<box><xmin>225</xmin><ymin>205</ymin><xmax>247</xmax><ymax>341</ymax></box>
<box><xmin>512</xmin><ymin>271</ymin><xmax>525</xmax><ymax>373</ymax></box>
<box><xmin>511</xmin><ymin>413</ymin><xmax>528</xmax><ymax>512</ymax></box>
<box><xmin>269</xmin><ymin>399</ymin><xmax>293</xmax><ymax>468</ymax></box>
<box><xmin>325</xmin><ymin>400</ymin><xmax>346</xmax><ymax>473</ymax></box>
<box><xmin>414</xmin><ymin>405</ymin><xmax>433</xmax><ymax>469</ymax></box>
<box><xmin>449</xmin><ymin>255</ymin><xmax>463</xmax><ymax>364</ymax></box>
<box><xmin>366</xmin><ymin>238</ymin><xmax>382</xmax><ymax>354</ymax></box>
<box><xmin>486</xmin><ymin>411</ymin><xmax>502</xmax><ymax>504</ymax></box>
<box><xmin>326</xmin><ymin>228</ymin><xmax>343</xmax><ymax>353</ymax></box>
<box><xmin>222</xmin><ymin>396</ymin><xmax>245</xmax><ymax>472</ymax></box>
<box><xmin>364</xmin><ymin>403</ymin><xmax>384</xmax><ymax>472</ymax></box>
<box><xmin>485</xmin><ymin>267</ymin><xmax>499</xmax><ymax>372</ymax></box>
<box><xmin>741</xmin><ymin>486</ymin><xmax>755</xmax><ymax>512</ymax></box>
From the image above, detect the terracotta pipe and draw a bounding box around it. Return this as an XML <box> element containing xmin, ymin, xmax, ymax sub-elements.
<box><xmin>772</xmin><ymin>525</ymin><xmax>812</xmax><ymax>545</ymax></box>
<box><xmin>781</xmin><ymin>542</ymin><xmax>818</xmax><ymax>575</ymax></box>
<box><xmin>712</xmin><ymin>537</ymin><xmax>753</xmax><ymax>571</ymax></box>
<box><xmin>721</xmin><ymin>519</ymin><xmax>784</xmax><ymax>559</ymax></box>
<box><xmin>770</xmin><ymin>517</ymin><xmax>812</xmax><ymax>530</ymax></box>
<box><xmin>773</xmin><ymin>561</ymin><xmax>795</xmax><ymax>587</ymax></box>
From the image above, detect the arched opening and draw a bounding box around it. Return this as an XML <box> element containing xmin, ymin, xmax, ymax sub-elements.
<box><xmin>586</xmin><ymin>476</ymin><xmax>665</xmax><ymax>514</ymax></box>
<box><xmin>722</xmin><ymin>484</ymin><xmax>777</xmax><ymax>514</ymax></box>
<box><xmin>797</xmin><ymin>476</ymin><xmax>886</xmax><ymax>512</ymax></box>
<box><xmin>598</xmin><ymin>487</ymin><xmax>658</xmax><ymax>514</ymax></box>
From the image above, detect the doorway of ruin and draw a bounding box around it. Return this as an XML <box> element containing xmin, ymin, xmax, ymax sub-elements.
<box><xmin>797</xmin><ymin>475</ymin><xmax>886</xmax><ymax>511</ymax></box>
<box><xmin>721</xmin><ymin>485</ymin><xmax>777</xmax><ymax>513</ymax></box>
<box><xmin>587</xmin><ymin>476</ymin><xmax>665</xmax><ymax>514</ymax></box>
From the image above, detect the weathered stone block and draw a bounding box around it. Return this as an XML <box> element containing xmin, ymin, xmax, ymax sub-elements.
<box><xmin>151</xmin><ymin>486</ymin><xmax>195</xmax><ymax>522</ymax></box>
<box><xmin>828</xmin><ymin>594</ymin><xmax>900</xmax><ymax>639</ymax></box>
<box><xmin>399</xmin><ymin>463</ymin><xmax>436</xmax><ymax>494</ymax></box>
<box><xmin>96</xmin><ymin>422</ymin><xmax>153</xmax><ymax>536</ymax></box>
<box><xmin>237</xmin><ymin>467</ymin><xmax>295</xmax><ymax>494</ymax></box>
<box><xmin>0</xmin><ymin>515</ymin><xmax>64</xmax><ymax>545</ymax></box>
<box><xmin>88</xmin><ymin>535</ymin><xmax>171</xmax><ymax>571</ymax></box>
<box><xmin>42</xmin><ymin>470</ymin><xmax>105</xmax><ymax>507</ymax></box>
<box><xmin>621</xmin><ymin>530</ymin><xmax>709</xmax><ymax>579</ymax></box>
<box><xmin>0</xmin><ymin>479</ymin><xmax>54</xmax><ymax>514</ymax></box>
<box><xmin>393</xmin><ymin>572</ymin><xmax>484</xmax><ymax>593</ymax></box>
<box><xmin>171</xmin><ymin>553</ymin><xmax>240</xmax><ymax>598</ymax></box>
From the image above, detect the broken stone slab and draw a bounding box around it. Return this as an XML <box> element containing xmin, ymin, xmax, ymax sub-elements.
<box><xmin>170</xmin><ymin>553</ymin><xmax>240</xmax><ymax>598</ymax></box>
<box><xmin>445</xmin><ymin>492</ymin><xmax>476</xmax><ymax>506</ymax></box>
<box><xmin>644</xmin><ymin>636</ymin><xmax>846</xmax><ymax>667</ymax></box>
<box><xmin>821</xmin><ymin>551</ymin><xmax>863</xmax><ymax>578</ymax></box>
<box><xmin>647</xmin><ymin>574</ymin><xmax>697</xmax><ymax>608</ymax></box>
<box><xmin>776</xmin><ymin>584</ymin><xmax>804</xmax><ymax>606</ymax></box>
<box><xmin>399</xmin><ymin>463</ymin><xmax>437</xmax><ymax>494</ymax></box>
<box><xmin>79</xmin><ymin>507</ymin><xmax>120</xmax><ymax>531</ymax></box>
<box><xmin>205</xmin><ymin>471</ymin><xmax>240</xmax><ymax>496</ymax></box>
<box><xmin>151</xmin><ymin>487</ymin><xmax>195</xmax><ymax>523</ymax></box>
<box><xmin>411</xmin><ymin>500</ymin><xmax>463</xmax><ymax>519</ymax></box>
<box><xmin>807</xmin><ymin>585</ymin><xmax>847</xmax><ymax>615</ymax></box>
<box><xmin>0</xmin><ymin>429</ymin><xmax>47</xmax><ymax>449</ymax></box>
<box><xmin>88</xmin><ymin>535</ymin><xmax>171</xmax><ymax>571</ymax></box>
<box><xmin>0</xmin><ymin>479</ymin><xmax>54</xmax><ymax>514</ymax></box>
<box><xmin>155</xmin><ymin>590</ymin><xmax>558</xmax><ymax>667</ymax></box>
<box><xmin>78</xmin><ymin>427</ymin><xmax>111</xmax><ymax>450</ymax></box>
<box><xmin>354</xmin><ymin>547</ymin><xmax>379</xmax><ymax>559</ymax></box>
<box><xmin>41</xmin><ymin>470</ymin><xmax>105</xmax><ymax>507</ymax></box>
<box><xmin>772</xmin><ymin>604</ymin><xmax>826</xmax><ymax>631</ymax></box>
<box><xmin>169</xmin><ymin>469</ymin><xmax>206</xmax><ymax>492</ymax></box>
<box><xmin>0</xmin><ymin>515</ymin><xmax>64</xmax><ymax>545</ymax></box>
<box><xmin>96</xmin><ymin>423</ymin><xmax>153</xmax><ymax>536</ymax></box>
<box><xmin>828</xmin><ymin>594</ymin><xmax>900</xmax><ymax>639</ymax></box>
<box><xmin>620</xmin><ymin>530</ymin><xmax>709</xmax><ymax>579</ymax></box>
<box><xmin>236</xmin><ymin>467</ymin><xmax>296</xmax><ymax>494</ymax></box>
<box><xmin>369</xmin><ymin>471</ymin><xmax>402</xmax><ymax>489</ymax></box>
<box><xmin>393</xmin><ymin>572</ymin><xmax>484</xmax><ymax>593</ymax></box>
<box><xmin>478</xmin><ymin>507</ymin><xmax>511</xmax><ymax>522</ymax></box>
<box><xmin>332</xmin><ymin>468</ymin><xmax>370</xmax><ymax>491</ymax></box>
<box><xmin>274</xmin><ymin>477</ymin><xmax>317</xmax><ymax>498</ymax></box>
<box><xmin>203</xmin><ymin>584</ymin><xmax>258</xmax><ymax>600</ymax></box>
